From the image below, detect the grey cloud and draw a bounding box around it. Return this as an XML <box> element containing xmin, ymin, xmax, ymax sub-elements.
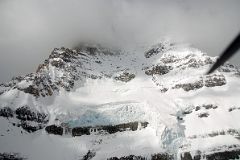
<box><xmin>0</xmin><ymin>0</ymin><xmax>240</xmax><ymax>82</ymax></box>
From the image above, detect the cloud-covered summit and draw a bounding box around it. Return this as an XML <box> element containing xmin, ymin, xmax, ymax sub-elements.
<box><xmin>0</xmin><ymin>0</ymin><xmax>240</xmax><ymax>82</ymax></box>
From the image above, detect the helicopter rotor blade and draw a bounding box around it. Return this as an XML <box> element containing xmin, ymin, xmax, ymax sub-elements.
<box><xmin>207</xmin><ymin>32</ymin><xmax>240</xmax><ymax>74</ymax></box>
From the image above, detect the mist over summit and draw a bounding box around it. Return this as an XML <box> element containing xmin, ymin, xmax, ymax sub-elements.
<box><xmin>0</xmin><ymin>0</ymin><xmax>240</xmax><ymax>82</ymax></box>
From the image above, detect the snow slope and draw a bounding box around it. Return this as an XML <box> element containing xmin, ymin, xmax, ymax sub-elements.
<box><xmin>0</xmin><ymin>42</ymin><xmax>240</xmax><ymax>160</ymax></box>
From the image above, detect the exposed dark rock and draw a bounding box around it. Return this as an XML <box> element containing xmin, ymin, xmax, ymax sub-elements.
<box><xmin>194</xmin><ymin>104</ymin><xmax>217</xmax><ymax>112</ymax></box>
<box><xmin>71</xmin><ymin>122</ymin><xmax>148</xmax><ymax>137</ymax></box>
<box><xmin>145</xmin><ymin>47</ymin><xmax>162</xmax><ymax>58</ymax></box>
<box><xmin>205</xmin><ymin>149</ymin><xmax>240</xmax><ymax>160</ymax></box>
<box><xmin>36</xmin><ymin>63</ymin><xmax>48</xmax><ymax>73</ymax></box>
<box><xmin>15</xmin><ymin>106</ymin><xmax>48</xmax><ymax>123</ymax></box>
<box><xmin>198</xmin><ymin>112</ymin><xmax>209</xmax><ymax>118</ymax></box>
<box><xmin>181</xmin><ymin>152</ymin><xmax>193</xmax><ymax>160</ymax></box>
<box><xmin>173</xmin><ymin>80</ymin><xmax>204</xmax><ymax>92</ymax></box>
<box><xmin>161</xmin><ymin>55</ymin><xmax>178</xmax><ymax>64</ymax></box>
<box><xmin>202</xmin><ymin>104</ymin><xmax>218</xmax><ymax>110</ymax></box>
<box><xmin>50</xmin><ymin>60</ymin><xmax>64</xmax><ymax>68</ymax></box>
<box><xmin>177</xmin><ymin>116</ymin><xmax>183</xmax><ymax>121</ymax></box>
<box><xmin>0</xmin><ymin>153</ymin><xmax>26</xmax><ymax>160</ymax></box>
<box><xmin>45</xmin><ymin>125</ymin><xmax>63</xmax><ymax>136</ymax></box>
<box><xmin>21</xmin><ymin>85</ymin><xmax>40</xmax><ymax>97</ymax></box>
<box><xmin>151</xmin><ymin>153</ymin><xmax>174</xmax><ymax>160</ymax></box>
<box><xmin>229</xmin><ymin>108</ymin><xmax>235</xmax><ymax>112</ymax></box>
<box><xmin>144</xmin><ymin>43</ymin><xmax>171</xmax><ymax>58</ymax></box>
<box><xmin>0</xmin><ymin>106</ymin><xmax>48</xmax><ymax>133</ymax></box>
<box><xmin>218</xmin><ymin>63</ymin><xmax>237</xmax><ymax>73</ymax></box>
<box><xmin>188</xmin><ymin>129</ymin><xmax>240</xmax><ymax>139</ymax></box>
<box><xmin>86</xmin><ymin>47</ymin><xmax>97</xmax><ymax>55</ymax></box>
<box><xmin>145</xmin><ymin>65</ymin><xmax>173</xmax><ymax>76</ymax></box>
<box><xmin>181</xmin><ymin>151</ymin><xmax>202</xmax><ymax>160</ymax></box>
<box><xmin>183</xmin><ymin>110</ymin><xmax>192</xmax><ymax>115</ymax></box>
<box><xmin>172</xmin><ymin>74</ymin><xmax>226</xmax><ymax>92</ymax></box>
<box><xmin>20</xmin><ymin>121</ymin><xmax>41</xmax><ymax>133</ymax></box>
<box><xmin>74</xmin><ymin>43</ymin><xmax>115</xmax><ymax>56</ymax></box>
<box><xmin>101</xmin><ymin>122</ymin><xmax>147</xmax><ymax>134</ymax></box>
<box><xmin>72</xmin><ymin>127</ymin><xmax>90</xmax><ymax>136</ymax></box>
<box><xmin>10</xmin><ymin>47</ymin><xmax>82</xmax><ymax>97</ymax></box>
<box><xmin>108</xmin><ymin>155</ymin><xmax>146</xmax><ymax>160</ymax></box>
<box><xmin>228</xmin><ymin>107</ymin><xmax>240</xmax><ymax>112</ymax></box>
<box><xmin>95</xmin><ymin>60</ymin><xmax>102</xmax><ymax>64</ymax></box>
<box><xmin>101</xmin><ymin>125</ymin><xmax>122</xmax><ymax>134</ymax></box>
<box><xmin>182</xmin><ymin>148</ymin><xmax>240</xmax><ymax>160</ymax></box>
<box><xmin>108</xmin><ymin>153</ymin><xmax>173</xmax><ymax>160</ymax></box>
<box><xmin>114</xmin><ymin>72</ymin><xmax>135</xmax><ymax>82</ymax></box>
<box><xmin>204</xmin><ymin>74</ymin><xmax>226</xmax><ymax>87</ymax></box>
<box><xmin>204</xmin><ymin>57</ymin><xmax>214</xmax><ymax>65</ymax></box>
<box><xmin>195</xmin><ymin>106</ymin><xmax>201</xmax><ymax>111</ymax></box>
<box><xmin>160</xmin><ymin>88</ymin><xmax>168</xmax><ymax>93</ymax></box>
<box><xmin>140</xmin><ymin>122</ymin><xmax>149</xmax><ymax>128</ymax></box>
<box><xmin>193</xmin><ymin>151</ymin><xmax>201</xmax><ymax>160</ymax></box>
<box><xmin>0</xmin><ymin>107</ymin><xmax>14</xmax><ymax>118</ymax></box>
<box><xmin>82</xmin><ymin>150</ymin><xmax>96</xmax><ymax>160</ymax></box>
<box><xmin>187</xmin><ymin>58</ymin><xmax>201</xmax><ymax>68</ymax></box>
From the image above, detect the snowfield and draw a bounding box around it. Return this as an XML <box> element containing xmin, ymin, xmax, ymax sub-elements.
<box><xmin>0</xmin><ymin>42</ymin><xmax>240</xmax><ymax>160</ymax></box>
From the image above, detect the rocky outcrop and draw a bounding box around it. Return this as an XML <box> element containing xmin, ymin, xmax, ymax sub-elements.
<box><xmin>0</xmin><ymin>42</ymin><xmax>236</xmax><ymax>98</ymax></box>
<box><xmin>72</xmin><ymin>122</ymin><xmax>148</xmax><ymax>136</ymax></box>
<box><xmin>15</xmin><ymin>106</ymin><xmax>48</xmax><ymax>123</ymax></box>
<box><xmin>180</xmin><ymin>152</ymin><xmax>201</xmax><ymax>160</ymax></box>
<box><xmin>0</xmin><ymin>107</ymin><xmax>14</xmax><ymax>118</ymax></box>
<box><xmin>173</xmin><ymin>80</ymin><xmax>204</xmax><ymax>92</ymax></box>
<box><xmin>201</xmin><ymin>104</ymin><xmax>218</xmax><ymax>110</ymax></box>
<box><xmin>72</xmin><ymin>127</ymin><xmax>90</xmax><ymax>136</ymax></box>
<box><xmin>151</xmin><ymin>153</ymin><xmax>174</xmax><ymax>160</ymax></box>
<box><xmin>49</xmin><ymin>122</ymin><xmax>149</xmax><ymax>137</ymax></box>
<box><xmin>218</xmin><ymin>63</ymin><xmax>239</xmax><ymax>73</ymax></box>
<box><xmin>73</xmin><ymin>43</ymin><xmax>116</xmax><ymax>56</ymax></box>
<box><xmin>188</xmin><ymin>129</ymin><xmax>240</xmax><ymax>139</ymax></box>
<box><xmin>45</xmin><ymin>125</ymin><xmax>63</xmax><ymax>136</ymax></box>
<box><xmin>114</xmin><ymin>72</ymin><xmax>135</xmax><ymax>82</ymax></box>
<box><xmin>205</xmin><ymin>149</ymin><xmax>240</xmax><ymax>160</ymax></box>
<box><xmin>0</xmin><ymin>153</ymin><xmax>26</xmax><ymax>160</ymax></box>
<box><xmin>108</xmin><ymin>153</ymin><xmax>173</xmax><ymax>160</ymax></box>
<box><xmin>198</xmin><ymin>112</ymin><xmax>209</xmax><ymax>118</ymax></box>
<box><xmin>181</xmin><ymin>152</ymin><xmax>193</xmax><ymax>160</ymax></box>
<box><xmin>82</xmin><ymin>150</ymin><xmax>96</xmax><ymax>160</ymax></box>
<box><xmin>204</xmin><ymin>74</ymin><xmax>226</xmax><ymax>87</ymax></box>
<box><xmin>20</xmin><ymin>85</ymin><xmax>41</xmax><ymax>97</ymax></box>
<box><xmin>0</xmin><ymin>106</ymin><xmax>48</xmax><ymax>133</ymax></box>
<box><xmin>145</xmin><ymin>65</ymin><xmax>173</xmax><ymax>76</ymax></box>
<box><xmin>181</xmin><ymin>148</ymin><xmax>240</xmax><ymax>160</ymax></box>
<box><xmin>177</xmin><ymin>104</ymin><xmax>220</xmax><ymax>122</ymax></box>
<box><xmin>108</xmin><ymin>155</ymin><xmax>146</xmax><ymax>160</ymax></box>
<box><xmin>228</xmin><ymin>107</ymin><xmax>240</xmax><ymax>112</ymax></box>
<box><xmin>144</xmin><ymin>42</ymin><xmax>173</xmax><ymax>58</ymax></box>
<box><xmin>172</xmin><ymin>74</ymin><xmax>226</xmax><ymax>92</ymax></box>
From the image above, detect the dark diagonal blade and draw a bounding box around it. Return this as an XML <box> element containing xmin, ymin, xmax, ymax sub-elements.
<box><xmin>207</xmin><ymin>32</ymin><xmax>240</xmax><ymax>74</ymax></box>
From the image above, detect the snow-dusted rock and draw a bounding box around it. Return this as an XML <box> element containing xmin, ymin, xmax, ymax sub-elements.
<box><xmin>0</xmin><ymin>42</ymin><xmax>240</xmax><ymax>160</ymax></box>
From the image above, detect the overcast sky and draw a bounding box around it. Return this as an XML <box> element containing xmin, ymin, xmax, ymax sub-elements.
<box><xmin>0</xmin><ymin>0</ymin><xmax>240</xmax><ymax>82</ymax></box>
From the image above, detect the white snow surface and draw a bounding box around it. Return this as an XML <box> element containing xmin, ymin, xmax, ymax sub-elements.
<box><xmin>0</xmin><ymin>43</ymin><xmax>240</xmax><ymax>160</ymax></box>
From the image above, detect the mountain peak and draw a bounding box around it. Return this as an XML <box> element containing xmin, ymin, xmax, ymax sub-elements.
<box><xmin>0</xmin><ymin>42</ymin><xmax>239</xmax><ymax>98</ymax></box>
<box><xmin>1</xmin><ymin>42</ymin><xmax>240</xmax><ymax>159</ymax></box>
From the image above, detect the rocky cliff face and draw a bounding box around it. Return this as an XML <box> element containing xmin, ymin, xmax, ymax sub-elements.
<box><xmin>1</xmin><ymin>43</ymin><xmax>238</xmax><ymax>98</ymax></box>
<box><xmin>0</xmin><ymin>42</ymin><xmax>240</xmax><ymax>160</ymax></box>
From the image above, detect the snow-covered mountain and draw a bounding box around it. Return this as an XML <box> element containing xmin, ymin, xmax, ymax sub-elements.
<box><xmin>0</xmin><ymin>41</ymin><xmax>240</xmax><ymax>160</ymax></box>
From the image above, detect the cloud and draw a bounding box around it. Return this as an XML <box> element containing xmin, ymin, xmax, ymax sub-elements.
<box><xmin>0</xmin><ymin>0</ymin><xmax>240</xmax><ymax>82</ymax></box>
